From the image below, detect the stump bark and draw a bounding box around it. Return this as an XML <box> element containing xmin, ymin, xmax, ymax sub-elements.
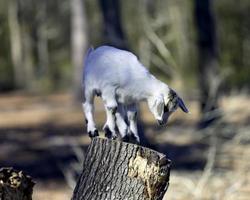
<box><xmin>0</xmin><ymin>168</ymin><xmax>35</xmax><ymax>200</ymax></box>
<box><xmin>72</xmin><ymin>137</ymin><xmax>171</xmax><ymax>200</ymax></box>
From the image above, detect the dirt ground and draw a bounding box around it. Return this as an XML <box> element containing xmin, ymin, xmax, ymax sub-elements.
<box><xmin>0</xmin><ymin>92</ymin><xmax>249</xmax><ymax>200</ymax></box>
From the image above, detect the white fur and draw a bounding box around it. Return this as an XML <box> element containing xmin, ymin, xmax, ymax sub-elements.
<box><xmin>82</xmin><ymin>46</ymin><xmax>176</xmax><ymax>142</ymax></box>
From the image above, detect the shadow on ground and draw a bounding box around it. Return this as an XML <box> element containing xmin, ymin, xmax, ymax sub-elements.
<box><xmin>0</xmin><ymin>125</ymin><xmax>89</xmax><ymax>180</ymax></box>
<box><xmin>0</xmin><ymin>122</ymin><xmax>209</xmax><ymax>181</ymax></box>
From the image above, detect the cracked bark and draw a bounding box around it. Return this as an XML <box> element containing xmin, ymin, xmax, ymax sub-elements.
<box><xmin>72</xmin><ymin>138</ymin><xmax>171</xmax><ymax>200</ymax></box>
<box><xmin>0</xmin><ymin>168</ymin><xmax>34</xmax><ymax>200</ymax></box>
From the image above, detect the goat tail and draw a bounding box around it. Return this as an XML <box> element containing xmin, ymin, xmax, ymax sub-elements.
<box><xmin>83</xmin><ymin>46</ymin><xmax>94</xmax><ymax>68</ymax></box>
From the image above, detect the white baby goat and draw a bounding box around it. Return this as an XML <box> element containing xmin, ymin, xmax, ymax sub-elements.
<box><xmin>82</xmin><ymin>46</ymin><xmax>188</xmax><ymax>143</ymax></box>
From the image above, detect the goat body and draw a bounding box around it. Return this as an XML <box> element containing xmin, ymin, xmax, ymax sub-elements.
<box><xmin>82</xmin><ymin>46</ymin><xmax>188</xmax><ymax>142</ymax></box>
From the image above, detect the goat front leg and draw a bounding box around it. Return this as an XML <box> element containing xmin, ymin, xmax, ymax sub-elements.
<box><xmin>82</xmin><ymin>90</ymin><xmax>98</xmax><ymax>138</ymax></box>
<box><xmin>127</xmin><ymin>104</ymin><xmax>140</xmax><ymax>143</ymax></box>
<box><xmin>102</xmin><ymin>89</ymin><xmax>118</xmax><ymax>139</ymax></box>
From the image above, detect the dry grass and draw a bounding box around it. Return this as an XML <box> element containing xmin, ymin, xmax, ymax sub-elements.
<box><xmin>165</xmin><ymin>131</ymin><xmax>250</xmax><ymax>200</ymax></box>
<box><xmin>33</xmin><ymin>182</ymin><xmax>72</xmax><ymax>200</ymax></box>
<box><xmin>0</xmin><ymin>92</ymin><xmax>249</xmax><ymax>200</ymax></box>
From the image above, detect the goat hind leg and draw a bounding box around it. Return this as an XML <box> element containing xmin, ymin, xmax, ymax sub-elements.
<box><xmin>82</xmin><ymin>91</ymin><xmax>98</xmax><ymax>137</ymax></box>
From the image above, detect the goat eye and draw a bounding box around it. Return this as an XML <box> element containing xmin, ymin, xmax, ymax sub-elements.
<box><xmin>164</xmin><ymin>105</ymin><xmax>168</xmax><ymax>113</ymax></box>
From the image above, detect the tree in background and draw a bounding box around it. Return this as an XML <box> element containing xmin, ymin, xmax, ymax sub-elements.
<box><xmin>71</xmin><ymin>0</ymin><xmax>88</xmax><ymax>100</ymax></box>
<box><xmin>8</xmin><ymin>0</ymin><xmax>35</xmax><ymax>90</ymax></box>
<box><xmin>36</xmin><ymin>1</ymin><xmax>49</xmax><ymax>79</ymax></box>
<box><xmin>98</xmin><ymin>0</ymin><xmax>127</xmax><ymax>49</ymax></box>
<box><xmin>8</xmin><ymin>0</ymin><xmax>23</xmax><ymax>88</ymax></box>
<box><xmin>194</xmin><ymin>0</ymin><xmax>221</xmax><ymax>128</ymax></box>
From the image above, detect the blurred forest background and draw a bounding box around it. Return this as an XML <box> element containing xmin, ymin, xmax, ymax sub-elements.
<box><xmin>0</xmin><ymin>0</ymin><xmax>250</xmax><ymax>199</ymax></box>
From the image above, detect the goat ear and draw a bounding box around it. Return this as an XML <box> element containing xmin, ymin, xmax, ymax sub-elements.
<box><xmin>156</xmin><ymin>98</ymin><xmax>165</xmax><ymax>117</ymax></box>
<box><xmin>178</xmin><ymin>97</ymin><xmax>189</xmax><ymax>113</ymax></box>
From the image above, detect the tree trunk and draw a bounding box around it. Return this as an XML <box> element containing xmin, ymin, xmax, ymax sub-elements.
<box><xmin>72</xmin><ymin>138</ymin><xmax>171</xmax><ymax>200</ymax></box>
<box><xmin>98</xmin><ymin>0</ymin><xmax>127</xmax><ymax>49</ymax></box>
<box><xmin>36</xmin><ymin>1</ymin><xmax>49</xmax><ymax>78</ymax></box>
<box><xmin>22</xmin><ymin>26</ymin><xmax>35</xmax><ymax>90</ymax></box>
<box><xmin>8</xmin><ymin>0</ymin><xmax>23</xmax><ymax>89</ymax></box>
<box><xmin>71</xmin><ymin>0</ymin><xmax>88</xmax><ymax>101</ymax></box>
<box><xmin>0</xmin><ymin>168</ymin><xmax>34</xmax><ymax>200</ymax></box>
<box><xmin>194</xmin><ymin>0</ymin><xmax>221</xmax><ymax>128</ymax></box>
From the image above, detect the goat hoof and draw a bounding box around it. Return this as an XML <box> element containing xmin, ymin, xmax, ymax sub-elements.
<box><xmin>131</xmin><ymin>135</ymin><xmax>140</xmax><ymax>145</ymax></box>
<box><xmin>104</xmin><ymin>126</ymin><xmax>112</xmax><ymax>139</ymax></box>
<box><xmin>122</xmin><ymin>135</ymin><xmax>130</xmax><ymax>143</ymax></box>
<box><xmin>93</xmin><ymin>129</ymin><xmax>99</xmax><ymax>137</ymax></box>
<box><xmin>129</xmin><ymin>134</ymin><xmax>140</xmax><ymax>144</ymax></box>
<box><xmin>88</xmin><ymin>131</ymin><xmax>91</xmax><ymax>137</ymax></box>
<box><xmin>88</xmin><ymin>129</ymin><xmax>99</xmax><ymax>138</ymax></box>
<box><xmin>111</xmin><ymin>135</ymin><xmax>118</xmax><ymax>140</ymax></box>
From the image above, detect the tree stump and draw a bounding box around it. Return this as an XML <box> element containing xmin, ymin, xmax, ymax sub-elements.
<box><xmin>0</xmin><ymin>168</ymin><xmax>35</xmax><ymax>200</ymax></box>
<box><xmin>72</xmin><ymin>137</ymin><xmax>171</xmax><ymax>200</ymax></box>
